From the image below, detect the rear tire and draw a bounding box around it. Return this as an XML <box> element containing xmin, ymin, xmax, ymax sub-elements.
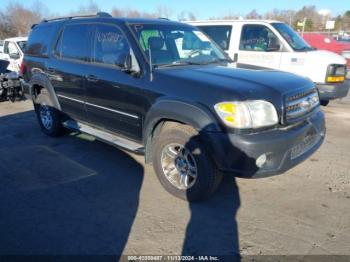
<box><xmin>34</xmin><ymin>103</ymin><xmax>65</xmax><ymax>137</ymax></box>
<box><xmin>320</xmin><ymin>100</ymin><xmax>330</xmax><ymax>106</ymax></box>
<box><xmin>152</xmin><ymin>122</ymin><xmax>222</xmax><ymax>202</ymax></box>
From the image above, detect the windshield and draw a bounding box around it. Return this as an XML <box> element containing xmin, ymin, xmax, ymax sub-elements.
<box><xmin>17</xmin><ymin>41</ymin><xmax>27</xmax><ymax>52</ymax></box>
<box><xmin>130</xmin><ymin>24</ymin><xmax>229</xmax><ymax>67</ymax></box>
<box><xmin>272</xmin><ymin>23</ymin><xmax>314</xmax><ymax>51</ymax></box>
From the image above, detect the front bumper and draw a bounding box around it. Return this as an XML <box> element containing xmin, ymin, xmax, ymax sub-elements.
<box><xmin>317</xmin><ymin>79</ymin><xmax>349</xmax><ymax>100</ymax></box>
<box><xmin>203</xmin><ymin>110</ymin><xmax>325</xmax><ymax>178</ymax></box>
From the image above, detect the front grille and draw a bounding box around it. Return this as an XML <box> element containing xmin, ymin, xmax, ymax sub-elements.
<box><xmin>285</xmin><ymin>88</ymin><xmax>319</xmax><ymax>123</ymax></box>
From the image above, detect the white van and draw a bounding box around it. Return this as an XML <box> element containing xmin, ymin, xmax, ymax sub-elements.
<box><xmin>0</xmin><ymin>37</ymin><xmax>27</xmax><ymax>73</ymax></box>
<box><xmin>189</xmin><ymin>20</ymin><xmax>349</xmax><ymax>105</ymax></box>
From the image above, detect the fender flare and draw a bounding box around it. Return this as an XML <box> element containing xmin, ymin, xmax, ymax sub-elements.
<box><xmin>143</xmin><ymin>99</ymin><xmax>221</xmax><ymax>162</ymax></box>
<box><xmin>29</xmin><ymin>73</ymin><xmax>61</xmax><ymax>110</ymax></box>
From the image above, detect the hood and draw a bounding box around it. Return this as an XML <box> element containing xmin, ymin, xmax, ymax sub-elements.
<box><xmin>306</xmin><ymin>50</ymin><xmax>347</xmax><ymax>65</ymax></box>
<box><xmin>155</xmin><ymin>63</ymin><xmax>314</xmax><ymax>105</ymax></box>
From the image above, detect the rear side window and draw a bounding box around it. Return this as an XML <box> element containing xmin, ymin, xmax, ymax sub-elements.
<box><xmin>26</xmin><ymin>24</ymin><xmax>55</xmax><ymax>57</ymax></box>
<box><xmin>56</xmin><ymin>24</ymin><xmax>91</xmax><ymax>61</ymax></box>
<box><xmin>93</xmin><ymin>24</ymin><xmax>130</xmax><ymax>67</ymax></box>
<box><xmin>198</xmin><ymin>25</ymin><xmax>232</xmax><ymax>50</ymax></box>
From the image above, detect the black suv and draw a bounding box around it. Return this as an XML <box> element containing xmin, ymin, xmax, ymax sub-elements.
<box><xmin>22</xmin><ymin>13</ymin><xmax>325</xmax><ymax>201</ymax></box>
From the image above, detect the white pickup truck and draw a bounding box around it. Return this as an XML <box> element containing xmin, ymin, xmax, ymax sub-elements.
<box><xmin>0</xmin><ymin>37</ymin><xmax>27</xmax><ymax>73</ymax></box>
<box><xmin>189</xmin><ymin>20</ymin><xmax>349</xmax><ymax>106</ymax></box>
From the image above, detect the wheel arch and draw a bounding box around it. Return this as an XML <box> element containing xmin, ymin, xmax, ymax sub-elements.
<box><xmin>29</xmin><ymin>73</ymin><xmax>61</xmax><ymax>110</ymax></box>
<box><xmin>143</xmin><ymin>99</ymin><xmax>221</xmax><ymax>163</ymax></box>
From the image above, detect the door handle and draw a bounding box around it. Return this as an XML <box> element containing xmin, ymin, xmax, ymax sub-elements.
<box><xmin>85</xmin><ymin>74</ymin><xmax>99</xmax><ymax>82</ymax></box>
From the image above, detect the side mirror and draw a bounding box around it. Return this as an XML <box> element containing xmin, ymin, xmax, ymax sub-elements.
<box><xmin>9</xmin><ymin>53</ymin><xmax>20</xmax><ymax>60</ymax></box>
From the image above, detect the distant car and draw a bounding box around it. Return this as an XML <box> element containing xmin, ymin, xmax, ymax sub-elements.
<box><xmin>0</xmin><ymin>37</ymin><xmax>27</xmax><ymax>72</ymax></box>
<box><xmin>302</xmin><ymin>33</ymin><xmax>350</xmax><ymax>68</ymax></box>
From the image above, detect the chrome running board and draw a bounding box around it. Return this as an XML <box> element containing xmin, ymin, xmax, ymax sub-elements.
<box><xmin>63</xmin><ymin>119</ymin><xmax>144</xmax><ymax>154</ymax></box>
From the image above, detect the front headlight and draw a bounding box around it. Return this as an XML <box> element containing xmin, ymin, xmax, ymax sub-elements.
<box><xmin>214</xmin><ymin>100</ymin><xmax>278</xmax><ymax>129</ymax></box>
<box><xmin>326</xmin><ymin>64</ymin><xmax>346</xmax><ymax>83</ymax></box>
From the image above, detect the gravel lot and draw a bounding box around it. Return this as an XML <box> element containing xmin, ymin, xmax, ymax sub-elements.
<box><xmin>0</xmin><ymin>94</ymin><xmax>349</xmax><ymax>258</ymax></box>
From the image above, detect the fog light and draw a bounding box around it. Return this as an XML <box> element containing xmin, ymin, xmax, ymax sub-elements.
<box><xmin>256</xmin><ymin>154</ymin><xmax>267</xmax><ymax>168</ymax></box>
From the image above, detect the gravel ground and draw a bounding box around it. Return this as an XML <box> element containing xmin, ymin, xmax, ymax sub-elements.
<box><xmin>0</xmin><ymin>95</ymin><xmax>349</xmax><ymax>259</ymax></box>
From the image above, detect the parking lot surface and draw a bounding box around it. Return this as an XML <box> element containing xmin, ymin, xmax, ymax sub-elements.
<box><xmin>0</xmin><ymin>95</ymin><xmax>349</xmax><ymax>257</ymax></box>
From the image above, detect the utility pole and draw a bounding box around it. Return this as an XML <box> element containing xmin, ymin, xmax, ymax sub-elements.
<box><xmin>302</xmin><ymin>17</ymin><xmax>306</xmax><ymax>36</ymax></box>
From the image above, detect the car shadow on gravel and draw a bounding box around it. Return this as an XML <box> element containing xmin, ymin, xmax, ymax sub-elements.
<box><xmin>183</xmin><ymin>176</ymin><xmax>241</xmax><ymax>260</ymax></box>
<box><xmin>182</xmin><ymin>128</ymin><xmax>258</xmax><ymax>261</ymax></box>
<box><xmin>0</xmin><ymin>111</ymin><xmax>144</xmax><ymax>258</ymax></box>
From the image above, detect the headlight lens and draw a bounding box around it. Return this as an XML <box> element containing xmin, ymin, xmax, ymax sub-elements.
<box><xmin>214</xmin><ymin>100</ymin><xmax>278</xmax><ymax>129</ymax></box>
<box><xmin>326</xmin><ymin>64</ymin><xmax>346</xmax><ymax>83</ymax></box>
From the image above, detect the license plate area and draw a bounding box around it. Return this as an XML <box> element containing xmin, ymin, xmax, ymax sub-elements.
<box><xmin>291</xmin><ymin>131</ymin><xmax>321</xmax><ymax>160</ymax></box>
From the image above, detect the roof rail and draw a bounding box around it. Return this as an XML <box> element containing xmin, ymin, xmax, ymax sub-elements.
<box><xmin>158</xmin><ymin>17</ymin><xmax>170</xmax><ymax>20</ymax></box>
<box><xmin>41</xmin><ymin>12</ymin><xmax>112</xmax><ymax>23</ymax></box>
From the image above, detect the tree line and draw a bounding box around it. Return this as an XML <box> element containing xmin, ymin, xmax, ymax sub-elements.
<box><xmin>0</xmin><ymin>1</ymin><xmax>349</xmax><ymax>39</ymax></box>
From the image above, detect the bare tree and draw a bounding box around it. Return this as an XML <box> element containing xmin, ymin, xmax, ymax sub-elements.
<box><xmin>0</xmin><ymin>11</ymin><xmax>17</xmax><ymax>39</ymax></box>
<box><xmin>264</xmin><ymin>9</ymin><xmax>296</xmax><ymax>25</ymax></box>
<box><xmin>6</xmin><ymin>3</ymin><xmax>42</xmax><ymax>36</ymax></box>
<box><xmin>70</xmin><ymin>0</ymin><xmax>100</xmax><ymax>15</ymax></box>
<box><xmin>111</xmin><ymin>8</ymin><xmax>124</xmax><ymax>17</ymax></box>
<box><xmin>246</xmin><ymin>9</ymin><xmax>262</xmax><ymax>19</ymax></box>
<box><xmin>177</xmin><ymin>11</ymin><xmax>196</xmax><ymax>21</ymax></box>
<box><xmin>156</xmin><ymin>5</ymin><xmax>172</xmax><ymax>18</ymax></box>
<box><xmin>342</xmin><ymin>10</ymin><xmax>350</xmax><ymax>31</ymax></box>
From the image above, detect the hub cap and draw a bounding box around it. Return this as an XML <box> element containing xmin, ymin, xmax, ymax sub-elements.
<box><xmin>39</xmin><ymin>105</ymin><xmax>53</xmax><ymax>130</ymax></box>
<box><xmin>161</xmin><ymin>143</ymin><xmax>198</xmax><ymax>190</ymax></box>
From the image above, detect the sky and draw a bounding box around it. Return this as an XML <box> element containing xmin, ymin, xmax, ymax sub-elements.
<box><xmin>1</xmin><ymin>0</ymin><xmax>349</xmax><ymax>19</ymax></box>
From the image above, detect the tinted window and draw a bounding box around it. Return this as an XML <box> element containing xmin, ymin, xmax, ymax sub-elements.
<box><xmin>26</xmin><ymin>24</ymin><xmax>54</xmax><ymax>57</ymax></box>
<box><xmin>58</xmin><ymin>24</ymin><xmax>91</xmax><ymax>61</ymax></box>
<box><xmin>93</xmin><ymin>24</ymin><xmax>130</xmax><ymax>67</ymax></box>
<box><xmin>131</xmin><ymin>24</ymin><xmax>227</xmax><ymax>66</ymax></box>
<box><xmin>198</xmin><ymin>25</ymin><xmax>232</xmax><ymax>50</ymax></box>
<box><xmin>240</xmin><ymin>25</ymin><xmax>280</xmax><ymax>52</ymax></box>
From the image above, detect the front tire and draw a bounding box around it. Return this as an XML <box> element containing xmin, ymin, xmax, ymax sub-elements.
<box><xmin>152</xmin><ymin>122</ymin><xmax>222</xmax><ymax>202</ymax></box>
<box><xmin>320</xmin><ymin>100</ymin><xmax>330</xmax><ymax>106</ymax></box>
<box><xmin>34</xmin><ymin>103</ymin><xmax>65</xmax><ymax>137</ymax></box>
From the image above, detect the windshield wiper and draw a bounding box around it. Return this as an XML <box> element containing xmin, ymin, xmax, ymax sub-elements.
<box><xmin>201</xmin><ymin>58</ymin><xmax>233</xmax><ymax>65</ymax></box>
<box><xmin>295</xmin><ymin>46</ymin><xmax>315</xmax><ymax>51</ymax></box>
<box><xmin>154</xmin><ymin>58</ymin><xmax>232</xmax><ymax>68</ymax></box>
<box><xmin>154</xmin><ymin>61</ymin><xmax>203</xmax><ymax>68</ymax></box>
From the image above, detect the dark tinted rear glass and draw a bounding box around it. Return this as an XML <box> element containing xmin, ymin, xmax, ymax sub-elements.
<box><xmin>197</xmin><ymin>25</ymin><xmax>232</xmax><ymax>50</ymax></box>
<box><xmin>93</xmin><ymin>24</ymin><xmax>130</xmax><ymax>66</ymax></box>
<box><xmin>26</xmin><ymin>24</ymin><xmax>55</xmax><ymax>57</ymax></box>
<box><xmin>57</xmin><ymin>24</ymin><xmax>91</xmax><ymax>61</ymax></box>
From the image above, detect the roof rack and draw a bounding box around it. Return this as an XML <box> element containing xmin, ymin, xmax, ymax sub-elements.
<box><xmin>41</xmin><ymin>12</ymin><xmax>112</xmax><ymax>23</ymax></box>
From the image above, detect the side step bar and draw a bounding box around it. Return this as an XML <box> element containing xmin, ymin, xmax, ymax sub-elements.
<box><xmin>63</xmin><ymin>120</ymin><xmax>144</xmax><ymax>154</ymax></box>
